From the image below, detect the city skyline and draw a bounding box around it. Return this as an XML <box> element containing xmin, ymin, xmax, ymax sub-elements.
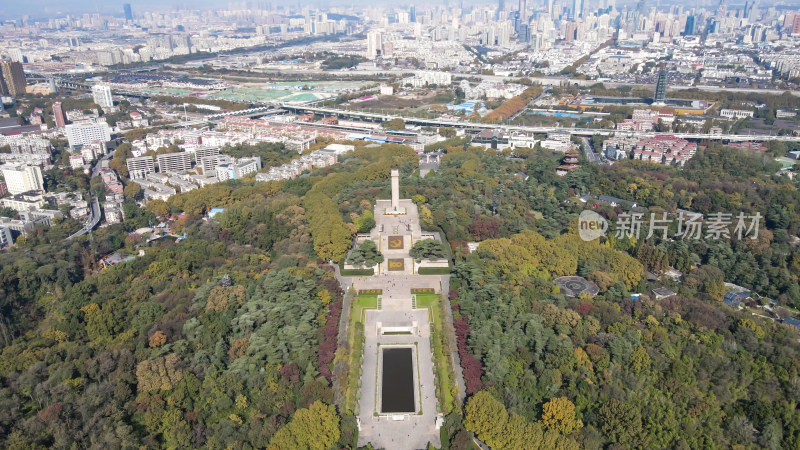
<box><xmin>3</xmin><ymin>0</ymin><xmax>794</xmax><ymax>19</ymax></box>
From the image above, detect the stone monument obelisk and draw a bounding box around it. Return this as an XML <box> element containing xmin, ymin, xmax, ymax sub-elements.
<box><xmin>391</xmin><ymin>169</ymin><xmax>399</xmax><ymax>211</ymax></box>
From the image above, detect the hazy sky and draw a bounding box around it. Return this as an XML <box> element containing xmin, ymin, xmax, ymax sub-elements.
<box><xmin>0</xmin><ymin>0</ymin><xmax>778</xmax><ymax>20</ymax></box>
<box><xmin>0</xmin><ymin>0</ymin><xmax>259</xmax><ymax>19</ymax></box>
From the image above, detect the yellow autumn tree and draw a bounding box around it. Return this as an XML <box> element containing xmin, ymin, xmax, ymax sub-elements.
<box><xmin>268</xmin><ymin>401</ymin><xmax>340</xmax><ymax>450</ymax></box>
<box><xmin>148</xmin><ymin>330</ymin><xmax>167</xmax><ymax>348</ymax></box>
<box><xmin>541</xmin><ymin>397</ymin><xmax>582</xmax><ymax>434</ymax></box>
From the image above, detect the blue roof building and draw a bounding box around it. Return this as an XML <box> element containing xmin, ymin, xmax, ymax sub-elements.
<box><xmin>783</xmin><ymin>317</ymin><xmax>800</xmax><ymax>331</ymax></box>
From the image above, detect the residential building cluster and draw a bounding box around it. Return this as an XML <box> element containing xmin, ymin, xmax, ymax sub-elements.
<box><xmin>458</xmin><ymin>79</ymin><xmax>526</xmax><ymax>100</ymax></box>
<box><xmin>255</xmin><ymin>144</ymin><xmax>351</xmax><ymax>183</ymax></box>
<box><xmin>126</xmin><ymin>148</ymin><xmax>262</xmax><ymax>201</ymax></box>
<box><xmin>401</xmin><ymin>71</ymin><xmax>453</xmax><ymax>88</ymax></box>
<box><xmin>603</xmin><ymin>135</ymin><xmax>698</xmax><ymax>167</ymax></box>
<box><xmin>616</xmin><ymin>109</ymin><xmax>675</xmax><ymax>132</ymax></box>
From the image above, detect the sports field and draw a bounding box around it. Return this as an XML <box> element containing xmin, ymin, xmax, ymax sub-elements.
<box><xmin>142</xmin><ymin>80</ymin><xmax>370</xmax><ymax>104</ymax></box>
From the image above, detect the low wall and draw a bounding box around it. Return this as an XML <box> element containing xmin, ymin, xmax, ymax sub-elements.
<box><xmin>418</xmin><ymin>259</ymin><xmax>449</xmax><ymax>269</ymax></box>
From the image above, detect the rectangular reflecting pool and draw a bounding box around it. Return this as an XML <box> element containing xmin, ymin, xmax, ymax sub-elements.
<box><xmin>381</xmin><ymin>347</ymin><xmax>415</xmax><ymax>413</ymax></box>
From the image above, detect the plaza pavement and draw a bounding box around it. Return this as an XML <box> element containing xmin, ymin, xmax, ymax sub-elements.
<box><xmin>358</xmin><ymin>309</ymin><xmax>441</xmax><ymax>449</ymax></box>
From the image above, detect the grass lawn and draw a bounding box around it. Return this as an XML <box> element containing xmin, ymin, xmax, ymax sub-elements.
<box><xmin>352</xmin><ymin>295</ymin><xmax>379</xmax><ymax>323</ymax></box>
<box><xmin>415</xmin><ymin>293</ymin><xmax>456</xmax><ymax>414</ymax></box>
<box><xmin>343</xmin><ymin>294</ymin><xmax>380</xmax><ymax>413</ymax></box>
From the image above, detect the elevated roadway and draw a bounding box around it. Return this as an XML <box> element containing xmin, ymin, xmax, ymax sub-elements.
<box><xmin>275</xmin><ymin>104</ymin><xmax>800</xmax><ymax>142</ymax></box>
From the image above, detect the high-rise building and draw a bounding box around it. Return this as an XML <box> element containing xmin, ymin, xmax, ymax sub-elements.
<box><xmin>409</xmin><ymin>6</ymin><xmax>416</xmax><ymax>23</ymax></box>
<box><xmin>519</xmin><ymin>23</ymin><xmax>530</xmax><ymax>42</ymax></box>
<box><xmin>654</xmin><ymin>69</ymin><xmax>668</xmax><ymax>103</ymax></box>
<box><xmin>793</xmin><ymin>14</ymin><xmax>800</xmax><ymax>35</ymax></box>
<box><xmin>52</xmin><ymin>102</ymin><xmax>67</xmax><ymax>128</ymax></box>
<box><xmin>1</xmin><ymin>61</ymin><xmax>26</xmax><ymax>97</ymax></box>
<box><xmin>65</xmin><ymin>121</ymin><xmax>112</xmax><ymax>147</ymax></box>
<box><xmin>126</xmin><ymin>156</ymin><xmax>155</xmax><ymax>180</ymax></box>
<box><xmin>498</xmin><ymin>0</ymin><xmax>505</xmax><ymax>19</ymax></box>
<box><xmin>366</xmin><ymin>30</ymin><xmax>383</xmax><ymax>59</ymax></box>
<box><xmin>684</xmin><ymin>16</ymin><xmax>696</xmax><ymax>35</ymax></box>
<box><xmin>8</xmin><ymin>49</ymin><xmax>24</xmax><ymax>63</ymax></box>
<box><xmin>123</xmin><ymin>3</ymin><xmax>133</xmax><ymax>21</ymax></box>
<box><xmin>47</xmin><ymin>78</ymin><xmax>57</xmax><ymax>93</ymax></box>
<box><xmin>92</xmin><ymin>84</ymin><xmax>114</xmax><ymax>109</ymax></box>
<box><xmin>0</xmin><ymin>165</ymin><xmax>44</xmax><ymax>194</ymax></box>
<box><xmin>572</xmin><ymin>0</ymin><xmax>583</xmax><ymax>19</ymax></box>
<box><xmin>518</xmin><ymin>0</ymin><xmax>527</xmax><ymax>21</ymax></box>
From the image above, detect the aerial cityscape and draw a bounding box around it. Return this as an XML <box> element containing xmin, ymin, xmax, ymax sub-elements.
<box><xmin>1</xmin><ymin>0</ymin><xmax>800</xmax><ymax>448</ymax></box>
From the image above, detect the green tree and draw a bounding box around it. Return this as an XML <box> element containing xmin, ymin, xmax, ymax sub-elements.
<box><xmin>383</xmin><ymin>118</ymin><xmax>406</xmax><ymax>130</ymax></box>
<box><xmin>597</xmin><ymin>399</ymin><xmax>642</xmax><ymax>445</ymax></box>
<box><xmin>409</xmin><ymin>239</ymin><xmax>447</xmax><ymax>261</ymax></box>
<box><xmin>354</xmin><ymin>210</ymin><xmax>376</xmax><ymax>233</ymax></box>
<box><xmin>123</xmin><ymin>182</ymin><xmax>142</xmax><ymax>201</ymax></box>
<box><xmin>346</xmin><ymin>240</ymin><xmax>384</xmax><ymax>267</ymax></box>
<box><xmin>146</xmin><ymin>199</ymin><xmax>171</xmax><ymax>220</ymax></box>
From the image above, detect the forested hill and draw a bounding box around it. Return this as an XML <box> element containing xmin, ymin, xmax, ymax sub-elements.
<box><xmin>1</xmin><ymin>139</ymin><xmax>800</xmax><ymax>449</ymax></box>
<box><xmin>0</xmin><ymin>144</ymin><xmax>416</xmax><ymax>448</ymax></box>
<box><xmin>431</xmin><ymin>146</ymin><xmax>800</xmax><ymax>449</ymax></box>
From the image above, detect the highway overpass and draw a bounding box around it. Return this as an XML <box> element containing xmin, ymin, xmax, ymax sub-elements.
<box><xmin>273</xmin><ymin>104</ymin><xmax>800</xmax><ymax>142</ymax></box>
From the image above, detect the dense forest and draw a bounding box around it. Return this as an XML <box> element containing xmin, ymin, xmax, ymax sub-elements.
<box><xmin>415</xmin><ymin>146</ymin><xmax>800</xmax><ymax>449</ymax></box>
<box><xmin>0</xmin><ymin>144</ymin><xmax>414</xmax><ymax>448</ymax></box>
<box><xmin>1</xmin><ymin>137</ymin><xmax>799</xmax><ymax>449</ymax></box>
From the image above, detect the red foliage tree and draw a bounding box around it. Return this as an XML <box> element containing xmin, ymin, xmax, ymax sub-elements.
<box><xmin>317</xmin><ymin>297</ymin><xmax>342</xmax><ymax>381</ymax></box>
<box><xmin>466</xmin><ymin>217</ymin><xmax>503</xmax><ymax>240</ymax></box>
<box><xmin>280</xmin><ymin>362</ymin><xmax>301</xmax><ymax>386</ymax></box>
<box><xmin>454</xmin><ymin>316</ymin><xmax>483</xmax><ymax>394</ymax></box>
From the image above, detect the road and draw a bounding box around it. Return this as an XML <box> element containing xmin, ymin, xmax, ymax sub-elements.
<box><xmin>66</xmin><ymin>153</ymin><xmax>112</xmax><ymax>240</ymax></box>
<box><xmin>580</xmin><ymin>136</ymin><xmax>602</xmax><ymax>163</ymax></box>
<box><xmin>273</xmin><ymin>104</ymin><xmax>800</xmax><ymax>142</ymax></box>
<box><xmin>66</xmin><ymin>196</ymin><xmax>100</xmax><ymax>240</ymax></box>
<box><xmin>231</xmin><ymin>66</ymin><xmax>800</xmax><ymax>97</ymax></box>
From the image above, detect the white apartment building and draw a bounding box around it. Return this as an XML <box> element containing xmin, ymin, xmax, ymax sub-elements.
<box><xmin>719</xmin><ymin>109</ymin><xmax>754</xmax><ymax>120</ymax></box>
<box><xmin>156</xmin><ymin>152</ymin><xmax>192</xmax><ymax>173</ymax></box>
<box><xmin>193</xmin><ymin>147</ymin><xmax>221</xmax><ymax>162</ymax></box>
<box><xmin>1</xmin><ymin>165</ymin><xmax>44</xmax><ymax>194</ymax></box>
<box><xmin>0</xmin><ymin>135</ymin><xmax>52</xmax><ymax>155</ymax></box>
<box><xmin>0</xmin><ymin>193</ymin><xmax>46</xmax><ymax>212</ymax></box>
<box><xmin>92</xmin><ymin>84</ymin><xmax>114</xmax><ymax>109</ymax></box>
<box><xmin>215</xmin><ymin>156</ymin><xmax>261</xmax><ymax>181</ymax></box>
<box><xmin>126</xmin><ymin>156</ymin><xmax>155</xmax><ymax>179</ymax></box>
<box><xmin>404</xmin><ymin>70</ymin><xmax>453</xmax><ymax>88</ymax></box>
<box><xmin>65</xmin><ymin>121</ymin><xmax>111</xmax><ymax>147</ymax></box>
<box><xmin>200</xmin><ymin>154</ymin><xmax>234</xmax><ymax>175</ymax></box>
<box><xmin>69</xmin><ymin>154</ymin><xmax>84</xmax><ymax>169</ymax></box>
<box><xmin>80</xmin><ymin>141</ymin><xmax>105</xmax><ymax>163</ymax></box>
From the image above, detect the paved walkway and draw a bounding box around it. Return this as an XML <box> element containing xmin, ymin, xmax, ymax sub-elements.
<box><xmin>333</xmin><ymin>183</ymin><xmax>462</xmax><ymax>448</ymax></box>
<box><xmin>358</xmin><ymin>308</ymin><xmax>441</xmax><ymax>449</ymax></box>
